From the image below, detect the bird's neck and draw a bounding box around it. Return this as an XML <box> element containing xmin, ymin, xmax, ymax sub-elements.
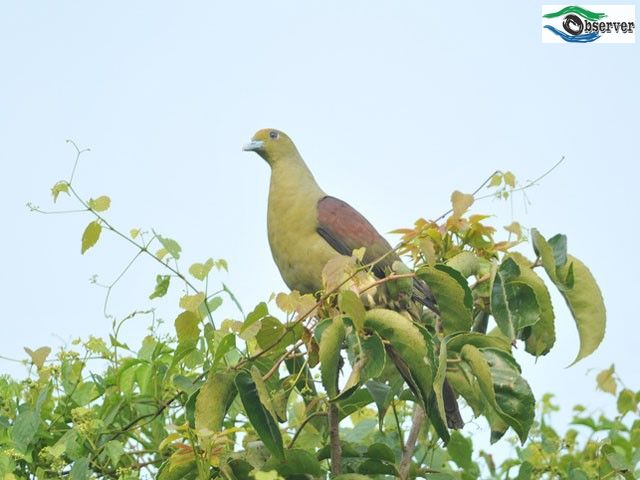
<box><xmin>267</xmin><ymin>154</ymin><xmax>326</xmax><ymax>245</ymax></box>
<box><xmin>268</xmin><ymin>154</ymin><xmax>325</xmax><ymax>203</ymax></box>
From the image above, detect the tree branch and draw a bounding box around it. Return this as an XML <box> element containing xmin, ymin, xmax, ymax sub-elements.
<box><xmin>328</xmin><ymin>404</ymin><xmax>342</xmax><ymax>475</ymax></box>
<box><xmin>399</xmin><ymin>405</ymin><xmax>426</xmax><ymax>480</ymax></box>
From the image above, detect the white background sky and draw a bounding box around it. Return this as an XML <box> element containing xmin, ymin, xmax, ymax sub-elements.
<box><xmin>1</xmin><ymin>1</ymin><xmax>638</xmax><ymax>461</ymax></box>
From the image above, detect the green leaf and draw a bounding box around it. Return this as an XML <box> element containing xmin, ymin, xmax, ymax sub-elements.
<box><xmin>490</xmin><ymin>257</ymin><xmax>540</xmax><ymax>340</ymax></box>
<box><xmin>617</xmin><ymin>389</ymin><xmax>637</xmax><ymax>415</ymax></box>
<box><xmin>71</xmin><ymin>381</ymin><xmax>99</xmax><ymax>406</ymax></box>
<box><xmin>568</xmin><ymin>469</ymin><xmax>589</xmax><ymax>480</ymax></box>
<box><xmin>516</xmin><ymin>461</ymin><xmax>533</xmax><ymax>480</ymax></box>
<box><xmin>179</xmin><ymin>292</ymin><xmax>205</xmax><ymax>314</ymax></box>
<box><xmin>319</xmin><ymin>317</ymin><xmax>345</xmax><ymax>398</ymax></box>
<box><xmin>339</xmin><ymin>290</ymin><xmax>366</xmax><ymax>332</ymax></box>
<box><xmin>157</xmin><ymin>451</ymin><xmax>197</xmax><ymax>480</ymax></box>
<box><xmin>365</xmin><ymin>380</ymin><xmax>393</xmax><ymax>430</ymax></box>
<box><xmin>364</xmin><ymin>443</ymin><xmax>395</xmax><ymax>462</ymax></box>
<box><xmin>189</xmin><ymin>258</ymin><xmax>214</xmax><ymax>281</ymax></box>
<box><xmin>446</xmin><ymin>251</ymin><xmax>486</xmax><ymax>278</ymax></box>
<box><xmin>364</xmin><ymin>309</ymin><xmax>447</xmax><ymax>442</ymax></box>
<box><xmin>532</xmin><ymin>230</ymin><xmax>606</xmax><ymax>365</ymax></box>
<box><xmin>548</xmin><ymin>234</ymin><xmax>568</xmax><ymax>268</ymax></box>
<box><xmin>558</xmin><ymin>255</ymin><xmax>606</xmax><ymax>366</ymax></box>
<box><xmin>433</xmin><ymin>341</ymin><xmax>448</xmax><ymax>428</ymax></box>
<box><xmin>460</xmin><ymin>344</ymin><xmax>497</xmax><ymax>409</ymax></box>
<box><xmin>602</xmin><ymin>444</ymin><xmax>632</xmax><ymax>473</ymax></box>
<box><xmin>234</xmin><ymin>370</ymin><xmax>284</xmax><ymax>461</ymax></box>
<box><xmin>103</xmin><ymin>440</ymin><xmax>124</xmax><ymax>465</ymax></box>
<box><xmin>262</xmin><ymin>449</ymin><xmax>323</xmax><ymax>477</ymax></box>
<box><xmin>149</xmin><ymin>275</ymin><xmax>171</xmax><ymax>300</ymax></box>
<box><xmin>11</xmin><ymin>409</ymin><xmax>39</xmax><ymax>453</ymax></box>
<box><xmin>250</xmin><ymin>366</ymin><xmax>280</xmax><ymax>423</ymax></box>
<box><xmin>155</xmin><ymin>233</ymin><xmax>182</xmax><ymax>260</ymax></box>
<box><xmin>241</xmin><ymin>302</ymin><xmax>269</xmax><ymax>338</ymax></box>
<box><xmin>596</xmin><ymin>365</ymin><xmax>617</xmax><ymax>395</ymax></box>
<box><xmin>88</xmin><ymin>195</ymin><xmax>111</xmax><ymax>212</ymax></box>
<box><xmin>503</xmin><ymin>171</ymin><xmax>516</xmax><ymax>188</ymax></box>
<box><xmin>271</xmin><ymin>377</ymin><xmax>293</xmax><ymax>424</ymax></box>
<box><xmin>174</xmin><ymin>311</ymin><xmax>200</xmax><ymax>346</ymax></box>
<box><xmin>446</xmin><ymin>332</ymin><xmax>511</xmax><ymax>353</ymax></box>
<box><xmin>198</xmin><ymin>296</ymin><xmax>223</xmax><ymax>320</ymax></box>
<box><xmin>488</xmin><ymin>173</ymin><xmax>502</xmax><ymax>187</ymax></box>
<box><xmin>336</xmin><ymin>388</ymin><xmax>374</xmax><ymax>421</ymax></box>
<box><xmin>51</xmin><ymin>180</ymin><xmax>70</xmax><ymax>202</ymax></box>
<box><xmin>531</xmin><ymin>229</ymin><xmax>560</xmax><ymax>283</ymax></box>
<box><xmin>336</xmin><ymin>333</ymin><xmax>386</xmax><ymax>402</ymax></box>
<box><xmin>447</xmin><ymin>430</ymin><xmax>473</xmax><ymax>470</ymax></box>
<box><xmin>358</xmin><ymin>459</ymin><xmax>398</xmax><ymax>476</ymax></box>
<box><xmin>317</xmin><ymin>441</ymin><xmax>362</xmax><ymax>460</ymax></box>
<box><xmin>256</xmin><ymin>317</ymin><xmax>299</xmax><ymax>354</ymax></box>
<box><xmin>334</xmin><ymin>354</ymin><xmax>365</xmax><ymax>402</ymax></box>
<box><xmin>509</xmin><ymin>253</ymin><xmax>556</xmax><ymax>356</ymax></box>
<box><xmin>80</xmin><ymin>221</ymin><xmax>102</xmax><ymax>254</ymax></box>
<box><xmin>460</xmin><ymin>345</ymin><xmax>534</xmax><ymax>444</ymax></box>
<box><xmin>194</xmin><ymin>369</ymin><xmax>236</xmax><ymax>441</ymax></box>
<box><xmin>360</xmin><ymin>333</ymin><xmax>386</xmax><ymax>381</ymax></box>
<box><xmin>70</xmin><ymin>457</ymin><xmax>89</xmax><ymax>480</ymax></box>
<box><xmin>226</xmin><ymin>459</ymin><xmax>254</xmax><ymax>480</ymax></box>
<box><xmin>483</xmin><ymin>348</ymin><xmax>535</xmax><ymax>444</ymax></box>
<box><xmin>23</xmin><ymin>346</ymin><xmax>51</xmax><ymax>370</ymax></box>
<box><xmin>173</xmin><ymin>375</ymin><xmax>199</xmax><ymax>395</ymax></box>
<box><xmin>253</xmin><ymin>471</ymin><xmax>283</xmax><ymax>480</ymax></box>
<box><xmin>417</xmin><ymin>265</ymin><xmax>473</xmax><ymax>335</ymax></box>
<box><xmin>214</xmin><ymin>333</ymin><xmax>236</xmax><ymax>367</ymax></box>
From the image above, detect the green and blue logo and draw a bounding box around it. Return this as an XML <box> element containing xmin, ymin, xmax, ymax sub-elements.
<box><xmin>542</xmin><ymin>5</ymin><xmax>636</xmax><ymax>44</ymax></box>
<box><xmin>543</xmin><ymin>6</ymin><xmax>606</xmax><ymax>42</ymax></box>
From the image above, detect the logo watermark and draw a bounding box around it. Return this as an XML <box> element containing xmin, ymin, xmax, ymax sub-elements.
<box><xmin>542</xmin><ymin>5</ymin><xmax>636</xmax><ymax>43</ymax></box>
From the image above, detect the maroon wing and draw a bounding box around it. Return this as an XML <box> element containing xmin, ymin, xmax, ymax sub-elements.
<box><xmin>316</xmin><ymin>196</ymin><xmax>436</xmax><ymax>311</ymax></box>
<box><xmin>316</xmin><ymin>196</ymin><xmax>398</xmax><ymax>278</ymax></box>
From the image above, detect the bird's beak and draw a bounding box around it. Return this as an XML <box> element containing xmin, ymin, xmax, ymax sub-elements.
<box><xmin>242</xmin><ymin>140</ymin><xmax>264</xmax><ymax>152</ymax></box>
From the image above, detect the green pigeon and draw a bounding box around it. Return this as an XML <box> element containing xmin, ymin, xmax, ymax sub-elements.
<box><xmin>243</xmin><ymin>128</ymin><xmax>463</xmax><ymax>429</ymax></box>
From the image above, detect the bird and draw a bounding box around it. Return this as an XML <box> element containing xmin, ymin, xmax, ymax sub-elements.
<box><xmin>243</xmin><ymin>128</ymin><xmax>462</xmax><ymax>429</ymax></box>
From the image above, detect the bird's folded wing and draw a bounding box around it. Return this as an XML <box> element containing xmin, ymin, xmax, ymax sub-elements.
<box><xmin>316</xmin><ymin>195</ymin><xmax>437</xmax><ymax>312</ymax></box>
<box><xmin>316</xmin><ymin>196</ymin><xmax>397</xmax><ymax>278</ymax></box>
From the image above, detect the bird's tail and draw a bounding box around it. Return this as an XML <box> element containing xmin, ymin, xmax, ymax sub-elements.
<box><xmin>412</xmin><ymin>277</ymin><xmax>439</xmax><ymax>315</ymax></box>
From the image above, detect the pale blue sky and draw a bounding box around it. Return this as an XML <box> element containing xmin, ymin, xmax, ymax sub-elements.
<box><xmin>1</xmin><ymin>1</ymin><xmax>638</xmax><ymax>458</ymax></box>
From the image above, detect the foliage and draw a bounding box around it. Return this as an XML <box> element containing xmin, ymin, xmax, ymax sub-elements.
<box><xmin>498</xmin><ymin>366</ymin><xmax>640</xmax><ymax>479</ymax></box>
<box><xmin>1</xmin><ymin>146</ymin><xmax>616</xmax><ymax>479</ymax></box>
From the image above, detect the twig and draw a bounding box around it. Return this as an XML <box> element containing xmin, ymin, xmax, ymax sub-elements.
<box><xmin>328</xmin><ymin>404</ymin><xmax>342</xmax><ymax>475</ymax></box>
<box><xmin>433</xmin><ymin>170</ymin><xmax>500</xmax><ymax>222</ymax></box>
<box><xmin>65</xmin><ymin>184</ymin><xmax>218</xmax><ymax>329</ymax></box>
<box><xmin>65</xmin><ymin>139</ymin><xmax>90</xmax><ymax>184</ymax></box>
<box><xmin>429</xmin><ymin>156</ymin><xmax>565</xmax><ymax>224</ymax></box>
<box><xmin>399</xmin><ymin>406</ymin><xmax>426</xmax><ymax>480</ymax></box>
<box><xmin>474</xmin><ymin>156</ymin><xmax>565</xmax><ymax>202</ymax></box>
<box><xmin>392</xmin><ymin>400</ymin><xmax>405</xmax><ymax>452</ymax></box>
<box><xmin>262</xmin><ymin>341</ymin><xmax>304</xmax><ymax>382</ymax></box>
<box><xmin>358</xmin><ymin>272</ymin><xmax>416</xmax><ymax>295</ymax></box>
<box><xmin>0</xmin><ymin>355</ymin><xmax>24</xmax><ymax>363</ymax></box>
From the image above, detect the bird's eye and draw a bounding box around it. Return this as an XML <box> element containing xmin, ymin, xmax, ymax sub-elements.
<box><xmin>269</xmin><ymin>131</ymin><xmax>279</xmax><ymax>140</ymax></box>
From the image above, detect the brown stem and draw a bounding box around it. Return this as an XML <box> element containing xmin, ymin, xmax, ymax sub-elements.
<box><xmin>357</xmin><ymin>272</ymin><xmax>416</xmax><ymax>295</ymax></box>
<box><xmin>399</xmin><ymin>406</ymin><xmax>426</xmax><ymax>480</ymax></box>
<box><xmin>328</xmin><ymin>404</ymin><xmax>342</xmax><ymax>475</ymax></box>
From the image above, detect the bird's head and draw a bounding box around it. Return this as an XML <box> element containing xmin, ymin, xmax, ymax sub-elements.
<box><xmin>243</xmin><ymin>128</ymin><xmax>298</xmax><ymax>165</ymax></box>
